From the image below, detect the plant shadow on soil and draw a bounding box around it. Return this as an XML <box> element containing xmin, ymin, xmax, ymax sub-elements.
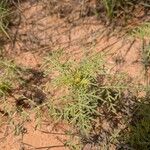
<box><xmin>80</xmin><ymin>93</ymin><xmax>150</xmax><ymax>150</ymax></box>
<box><xmin>2</xmin><ymin>0</ymin><xmax>149</xmax><ymax>58</ymax></box>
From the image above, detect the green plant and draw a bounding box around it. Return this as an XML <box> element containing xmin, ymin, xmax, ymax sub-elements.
<box><xmin>102</xmin><ymin>0</ymin><xmax>117</xmax><ymax>19</ymax></box>
<box><xmin>43</xmin><ymin>50</ymin><xmax>127</xmax><ymax>136</ymax></box>
<box><xmin>127</xmin><ymin>103</ymin><xmax>150</xmax><ymax>150</ymax></box>
<box><xmin>44</xmin><ymin>51</ymin><xmax>104</xmax><ymax>134</ymax></box>
<box><xmin>0</xmin><ymin>0</ymin><xmax>10</xmax><ymax>37</ymax></box>
<box><xmin>131</xmin><ymin>23</ymin><xmax>150</xmax><ymax>39</ymax></box>
<box><xmin>98</xmin><ymin>0</ymin><xmax>150</xmax><ymax>26</ymax></box>
<box><xmin>141</xmin><ymin>44</ymin><xmax>150</xmax><ymax>69</ymax></box>
<box><xmin>0</xmin><ymin>59</ymin><xmax>23</xmax><ymax>96</ymax></box>
<box><xmin>101</xmin><ymin>0</ymin><xmax>133</xmax><ymax>20</ymax></box>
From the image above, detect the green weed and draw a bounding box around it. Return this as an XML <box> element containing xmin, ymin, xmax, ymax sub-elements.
<box><xmin>100</xmin><ymin>0</ymin><xmax>131</xmax><ymax>20</ymax></box>
<box><xmin>43</xmin><ymin>50</ymin><xmax>128</xmax><ymax>136</ymax></box>
<box><xmin>126</xmin><ymin>103</ymin><xmax>150</xmax><ymax>150</ymax></box>
<box><xmin>102</xmin><ymin>0</ymin><xmax>118</xmax><ymax>19</ymax></box>
<box><xmin>0</xmin><ymin>59</ymin><xmax>23</xmax><ymax>96</ymax></box>
<box><xmin>131</xmin><ymin>23</ymin><xmax>150</xmax><ymax>39</ymax></box>
<box><xmin>99</xmin><ymin>0</ymin><xmax>150</xmax><ymax>25</ymax></box>
<box><xmin>0</xmin><ymin>0</ymin><xmax>10</xmax><ymax>37</ymax></box>
<box><xmin>141</xmin><ymin>44</ymin><xmax>150</xmax><ymax>69</ymax></box>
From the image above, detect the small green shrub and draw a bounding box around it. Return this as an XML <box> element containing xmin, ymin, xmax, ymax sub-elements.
<box><xmin>44</xmin><ymin>51</ymin><xmax>104</xmax><ymax>134</ymax></box>
<box><xmin>43</xmin><ymin>50</ymin><xmax>127</xmax><ymax>136</ymax></box>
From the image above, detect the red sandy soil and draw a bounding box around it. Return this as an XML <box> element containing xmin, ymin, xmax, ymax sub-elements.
<box><xmin>0</xmin><ymin>1</ymin><xmax>149</xmax><ymax>150</ymax></box>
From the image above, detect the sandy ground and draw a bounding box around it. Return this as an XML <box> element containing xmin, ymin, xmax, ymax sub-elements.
<box><xmin>0</xmin><ymin>0</ymin><xmax>149</xmax><ymax>150</ymax></box>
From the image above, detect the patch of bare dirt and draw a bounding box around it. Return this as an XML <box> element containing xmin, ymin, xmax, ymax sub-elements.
<box><xmin>15</xmin><ymin>52</ymin><xmax>42</xmax><ymax>68</ymax></box>
<box><xmin>0</xmin><ymin>117</ymin><xmax>70</xmax><ymax>150</ymax></box>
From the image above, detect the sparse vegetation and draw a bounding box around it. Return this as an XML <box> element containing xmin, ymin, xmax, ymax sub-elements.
<box><xmin>0</xmin><ymin>0</ymin><xmax>10</xmax><ymax>37</ymax></box>
<box><xmin>97</xmin><ymin>0</ymin><xmax>150</xmax><ymax>26</ymax></box>
<box><xmin>44</xmin><ymin>51</ymin><xmax>107</xmax><ymax>134</ymax></box>
<box><xmin>142</xmin><ymin>44</ymin><xmax>150</xmax><ymax>69</ymax></box>
<box><xmin>0</xmin><ymin>0</ymin><xmax>149</xmax><ymax>149</ymax></box>
<box><xmin>43</xmin><ymin>50</ymin><xmax>143</xmax><ymax>148</ymax></box>
<box><xmin>0</xmin><ymin>59</ymin><xmax>22</xmax><ymax>96</ymax></box>
<box><xmin>128</xmin><ymin>102</ymin><xmax>150</xmax><ymax>150</ymax></box>
<box><xmin>131</xmin><ymin>23</ymin><xmax>150</xmax><ymax>39</ymax></box>
<box><xmin>101</xmin><ymin>0</ymin><xmax>129</xmax><ymax>19</ymax></box>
